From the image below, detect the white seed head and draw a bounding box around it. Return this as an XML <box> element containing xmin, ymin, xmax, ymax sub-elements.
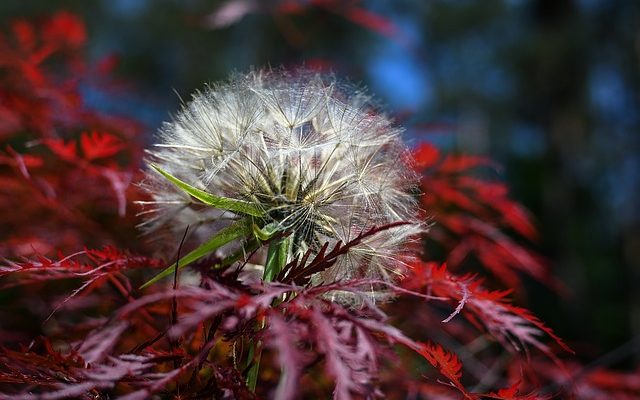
<box><xmin>139</xmin><ymin>69</ymin><xmax>422</xmax><ymax>299</ymax></box>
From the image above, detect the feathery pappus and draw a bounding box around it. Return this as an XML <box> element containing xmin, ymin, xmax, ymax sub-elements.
<box><xmin>138</xmin><ymin>69</ymin><xmax>423</xmax><ymax>302</ymax></box>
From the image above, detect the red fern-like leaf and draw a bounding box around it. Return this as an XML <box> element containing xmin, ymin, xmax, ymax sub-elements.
<box><xmin>405</xmin><ymin>262</ymin><xmax>572</xmax><ymax>357</ymax></box>
<box><xmin>483</xmin><ymin>381</ymin><xmax>544</xmax><ymax>400</ymax></box>
<box><xmin>418</xmin><ymin>342</ymin><xmax>467</xmax><ymax>393</ymax></box>
<box><xmin>80</xmin><ymin>131</ymin><xmax>125</xmax><ymax>161</ymax></box>
<box><xmin>413</xmin><ymin>142</ymin><xmax>556</xmax><ymax>292</ymax></box>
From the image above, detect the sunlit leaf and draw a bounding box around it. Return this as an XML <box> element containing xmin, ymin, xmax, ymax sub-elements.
<box><xmin>140</xmin><ymin>218</ymin><xmax>252</xmax><ymax>289</ymax></box>
<box><xmin>151</xmin><ymin>164</ymin><xmax>265</xmax><ymax>217</ymax></box>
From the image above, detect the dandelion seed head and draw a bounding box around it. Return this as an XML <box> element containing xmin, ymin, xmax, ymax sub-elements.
<box><xmin>139</xmin><ymin>69</ymin><xmax>423</xmax><ymax>300</ymax></box>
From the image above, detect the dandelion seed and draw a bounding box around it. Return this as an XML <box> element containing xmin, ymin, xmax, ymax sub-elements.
<box><xmin>138</xmin><ymin>69</ymin><xmax>422</xmax><ymax>301</ymax></box>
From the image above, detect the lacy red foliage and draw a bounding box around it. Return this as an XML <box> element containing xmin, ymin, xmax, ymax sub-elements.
<box><xmin>414</xmin><ymin>142</ymin><xmax>557</xmax><ymax>292</ymax></box>
<box><xmin>0</xmin><ymin>263</ymin><xmax>554</xmax><ymax>399</ymax></box>
<box><xmin>418</xmin><ymin>342</ymin><xmax>465</xmax><ymax>391</ymax></box>
<box><xmin>0</xmin><ymin>12</ymin><xmax>85</xmax><ymax>137</ymax></box>
<box><xmin>406</xmin><ymin>262</ymin><xmax>572</xmax><ymax>357</ymax></box>
<box><xmin>0</xmin><ymin>10</ymin><xmax>636</xmax><ymax>400</ymax></box>
<box><xmin>0</xmin><ymin>12</ymin><xmax>146</xmax><ymax>257</ymax></box>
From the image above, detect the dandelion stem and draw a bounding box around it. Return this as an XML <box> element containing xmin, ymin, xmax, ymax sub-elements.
<box><xmin>245</xmin><ymin>332</ymin><xmax>263</xmax><ymax>392</ymax></box>
<box><xmin>263</xmin><ymin>236</ymin><xmax>290</xmax><ymax>281</ymax></box>
<box><xmin>246</xmin><ymin>235</ymin><xmax>291</xmax><ymax>391</ymax></box>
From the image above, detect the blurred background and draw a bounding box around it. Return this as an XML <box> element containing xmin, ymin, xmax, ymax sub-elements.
<box><xmin>1</xmin><ymin>0</ymin><xmax>638</xmax><ymax>367</ymax></box>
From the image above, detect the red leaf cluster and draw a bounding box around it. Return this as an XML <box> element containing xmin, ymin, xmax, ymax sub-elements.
<box><xmin>0</xmin><ymin>12</ymin><xmax>146</xmax><ymax>257</ymax></box>
<box><xmin>405</xmin><ymin>262</ymin><xmax>572</xmax><ymax>357</ymax></box>
<box><xmin>0</xmin><ymin>12</ymin><xmax>86</xmax><ymax>137</ymax></box>
<box><xmin>414</xmin><ymin>142</ymin><xmax>557</xmax><ymax>292</ymax></box>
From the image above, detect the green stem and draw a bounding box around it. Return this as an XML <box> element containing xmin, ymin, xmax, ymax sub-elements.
<box><xmin>263</xmin><ymin>236</ymin><xmax>290</xmax><ymax>281</ymax></box>
<box><xmin>246</xmin><ymin>236</ymin><xmax>290</xmax><ymax>392</ymax></box>
<box><xmin>245</xmin><ymin>322</ymin><xmax>264</xmax><ymax>392</ymax></box>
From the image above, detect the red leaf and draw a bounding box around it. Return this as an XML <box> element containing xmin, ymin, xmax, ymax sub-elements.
<box><xmin>0</xmin><ymin>246</ymin><xmax>162</xmax><ymax>284</ymax></box>
<box><xmin>484</xmin><ymin>380</ymin><xmax>543</xmax><ymax>399</ymax></box>
<box><xmin>96</xmin><ymin>54</ymin><xmax>120</xmax><ymax>76</ymax></box>
<box><xmin>267</xmin><ymin>313</ymin><xmax>306</xmax><ymax>400</ymax></box>
<box><xmin>10</xmin><ymin>20</ymin><xmax>36</xmax><ymax>52</ymax></box>
<box><xmin>44</xmin><ymin>137</ymin><xmax>77</xmax><ymax>161</ymax></box>
<box><xmin>340</xmin><ymin>6</ymin><xmax>399</xmax><ymax>39</ymax></box>
<box><xmin>80</xmin><ymin>131</ymin><xmax>125</xmax><ymax>160</ymax></box>
<box><xmin>414</xmin><ymin>142</ymin><xmax>552</xmax><ymax>290</ymax></box>
<box><xmin>1</xmin><ymin>147</ymin><xmax>43</xmax><ymax>178</ymax></box>
<box><xmin>419</xmin><ymin>342</ymin><xmax>463</xmax><ymax>384</ymax></box>
<box><xmin>439</xmin><ymin>153</ymin><xmax>495</xmax><ymax>174</ymax></box>
<box><xmin>405</xmin><ymin>262</ymin><xmax>572</xmax><ymax>356</ymax></box>
<box><xmin>497</xmin><ymin>202</ymin><xmax>539</xmax><ymax>241</ymax></box>
<box><xmin>43</xmin><ymin>11</ymin><xmax>86</xmax><ymax>49</ymax></box>
<box><xmin>413</xmin><ymin>142</ymin><xmax>440</xmax><ymax>168</ymax></box>
<box><xmin>76</xmin><ymin>322</ymin><xmax>128</xmax><ymax>365</ymax></box>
